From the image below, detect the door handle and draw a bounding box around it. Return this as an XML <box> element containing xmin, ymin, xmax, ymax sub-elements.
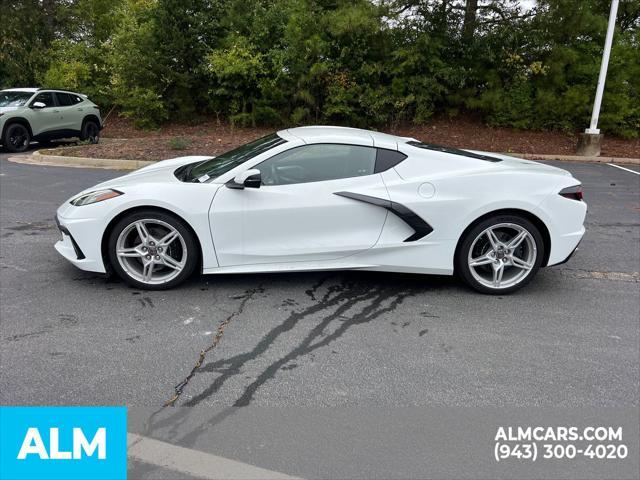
<box><xmin>77</xmin><ymin>108</ymin><xmax>83</xmax><ymax>111</ymax></box>
<box><xmin>53</xmin><ymin>110</ymin><xmax>60</xmax><ymax>113</ymax></box>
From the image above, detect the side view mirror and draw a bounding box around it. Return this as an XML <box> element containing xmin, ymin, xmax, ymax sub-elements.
<box><xmin>31</xmin><ymin>102</ymin><xmax>46</xmax><ymax>109</ymax></box>
<box><xmin>226</xmin><ymin>169</ymin><xmax>261</xmax><ymax>189</ymax></box>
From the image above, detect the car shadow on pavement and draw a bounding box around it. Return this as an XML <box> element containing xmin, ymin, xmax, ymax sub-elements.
<box><xmin>0</xmin><ymin>139</ymin><xmax>78</xmax><ymax>156</ymax></box>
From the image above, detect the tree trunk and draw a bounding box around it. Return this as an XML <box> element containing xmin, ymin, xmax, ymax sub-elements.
<box><xmin>463</xmin><ymin>0</ymin><xmax>478</xmax><ymax>41</ymax></box>
<box><xmin>40</xmin><ymin>0</ymin><xmax>55</xmax><ymax>28</ymax></box>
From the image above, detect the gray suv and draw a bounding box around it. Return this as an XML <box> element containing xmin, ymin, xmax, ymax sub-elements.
<box><xmin>0</xmin><ymin>88</ymin><xmax>102</xmax><ymax>152</ymax></box>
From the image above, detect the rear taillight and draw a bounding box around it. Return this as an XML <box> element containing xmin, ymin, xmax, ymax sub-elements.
<box><xmin>559</xmin><ymin>185</ymin><xmax>583</xmax><ymax>201</ymax></box>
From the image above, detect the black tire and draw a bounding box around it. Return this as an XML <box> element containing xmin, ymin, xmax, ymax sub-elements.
<box><xmin>80</xmin><ymin>119</ymin><xmax>100</xmax><ymax>144</ymax></box>
<box><xmin>3</xmin><ymin>123</ymin><xmax>31</xmax><ymax>153</ymax></box>
<box><xmin>455</xmin><ymin>214</ymin><xmax>545</xmax><ymax>294</ymax></box>
<box><xmin>107</xmin><ymin>210</ymin><xmax>199</xmax><ymax>290</ymax></box>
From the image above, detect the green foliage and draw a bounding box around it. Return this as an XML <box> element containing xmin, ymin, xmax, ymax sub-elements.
<box><xmin>1</xmin><ymin>0</ymin><xmax>638</xmax><ymax>137</ymax></box>
<box><xmin>168</xmin><ymin>137</ymin><xmax>191</xmax><ymax>150</ymax></box>
<box><xmin>206</xmin><ymin>37</ymin><xmax>266</xmax><ymax>125</ymax></box>
<box><xmin>0</xmin><ymin>0</ymin><xmax>56</xmax><ymax>86</ymax></box>
<box><xmin>41</xmin><ymin>56</ymin><xmax>92</xmax><ymax>93</ymax></box>
<box><xmin>108</xmin><ymin>0</ymin><xmax>166</xmax><ymax>128</ymax></box>
<box><xmin>117</xmin><ymin>87</ymin><xmax>168</xmax><ymax>129</ymax></box>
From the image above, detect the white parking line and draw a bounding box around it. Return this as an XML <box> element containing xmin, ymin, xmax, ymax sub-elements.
<box><xmin>607</xmin><ymin>163</ymin><xmax>640</xmax><ymax>175</ymax></box>
<box><xmin>127</xmin><ymin>433</ymin><xmax>302</xmax><ymax>480</ymax></box>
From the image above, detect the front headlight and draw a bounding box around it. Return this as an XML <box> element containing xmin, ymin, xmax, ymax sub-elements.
<box><xmin>70</xmin><ymin>189</ymin><xmax>123</xmax><ymax>206</ymax></box>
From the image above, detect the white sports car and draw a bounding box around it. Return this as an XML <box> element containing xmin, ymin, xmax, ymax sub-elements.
<box><xmin>55</xmin><ymin>126</ymin><xmax>586</xmax><ymax>294</ymax></box>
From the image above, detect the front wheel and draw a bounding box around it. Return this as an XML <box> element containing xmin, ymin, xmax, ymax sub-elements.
<box><xmin>107</xmin><ymin>211</ymin><xmax>199</xmax><ymax>290</ymax></box>
<box><xmin>3</xmin><ymin>123</ymin><xmax>31</xmax><ymax>152</ymax></box>
<box><xmin>455</xmin><ymin>215</ymin><xmax>544</xmax><ymax>294</ymax></box>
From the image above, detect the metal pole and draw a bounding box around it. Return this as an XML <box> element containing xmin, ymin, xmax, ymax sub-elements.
<box><xmin>585</xmin><ymin>0</ymin><xmax>619</xmax><ymax>134</ymax></box>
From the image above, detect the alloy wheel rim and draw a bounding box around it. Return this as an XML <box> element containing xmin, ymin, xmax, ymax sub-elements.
<box><xmin>116</xmin><ymin>219</ymin><xmax>187</xmax><ymax>285</ymax></box>
<box><xmin>9</xmin><ymin>127</ymin><xmax>28</xmax><ymax>149</ymax></box>
<box><xmin>467</xmin><ymin>223</ymin><xmax>536</xmax><ymax>289</ymax></box>
<box><xmin>87</xmin><ymin>124</ymin><xmax>99</xmax><ymax>143</ymax></box>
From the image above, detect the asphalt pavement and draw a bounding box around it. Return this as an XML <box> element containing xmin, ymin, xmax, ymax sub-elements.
<box><xmin>1</xmin><ymin>152</ymin><xmax>638</xmax><ymax>479</ymax></box>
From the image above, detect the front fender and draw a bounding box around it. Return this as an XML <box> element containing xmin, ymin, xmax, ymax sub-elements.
<box><xmin>57</xmin><ymin>182</ymin><xmax>222</xmax><ymax>270</ymax></box>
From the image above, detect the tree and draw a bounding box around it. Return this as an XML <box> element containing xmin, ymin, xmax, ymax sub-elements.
<box><xmin>3</xmin><ymin>0</ymin><xmax>635</xmax><ymax>137</ymax></box>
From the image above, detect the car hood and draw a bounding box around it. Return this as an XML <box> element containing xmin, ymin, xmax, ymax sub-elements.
<box><xmin>0</xmin><ymin>106</ymin><xmax>20</xmax><ymax>114</ymax></box>
<box><xmin>90</xmin><ymin>155</ymin><xmax>212</xmax><ymax>191</ymax></box>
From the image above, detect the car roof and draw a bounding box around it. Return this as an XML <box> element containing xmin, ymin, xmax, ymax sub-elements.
<box><xmin>38</xmin><ymin>89</ymin><xmax>87</xmax><ymax>98</ymax></box>
<box><xmin>1</xmin><ymin>88</ymin><xmax>39</xmax><ymax>93</ymax></box>
<box><xmin>281</xmin><ymin>126</ymin><xmax>412</xmax><ymax>150</ymax></box>
<box><xmin>0</xmin><ymin>88</ymin><xmax>87</xmax><ymax>97</ymax></box>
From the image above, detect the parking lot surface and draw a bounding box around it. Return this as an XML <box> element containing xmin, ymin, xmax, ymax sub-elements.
<box><xmin>1</xmin><ymin>155</ymin><xmax>638</xmax><ymax>478</ymax></box>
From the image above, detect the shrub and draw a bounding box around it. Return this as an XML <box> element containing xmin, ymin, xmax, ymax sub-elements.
<box><xmin>168</xmin><ymin>137</ymin><xmax>190</xmax><ymax>150</ymax></box>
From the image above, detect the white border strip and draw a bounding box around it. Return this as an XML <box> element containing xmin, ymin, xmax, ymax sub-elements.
<box><xmin>128</xmin><ymin>433</ymin><xmax>301</xmax><ymax>480</ymax></box>
<box><xmin>607</xmin><ymin>163</ymin><xmax>640</xmax><ymax>175</ymax></box>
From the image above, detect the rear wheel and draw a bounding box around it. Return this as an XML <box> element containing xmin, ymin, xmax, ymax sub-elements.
<box><xmin>455</xmin><ymin>215</ymin><xmax>544</xmax><ymax>294</ymax></box>
<box><xmin>80</xmin><ymin>119</ymin><xmax>100</xmax><ymax>144</ymax></box>
<box><xmin>108</xmin><ymin>211</ymin><xmax>199</xmax><ymax>290</ymax></box>
<box><xmin>3</xmin><ymin>123</ymin><xmax>31</xmax><ymax>152</ymax></box>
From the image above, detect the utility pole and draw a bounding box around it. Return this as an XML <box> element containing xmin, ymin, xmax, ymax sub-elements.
<box><xmin>577</xmin><ymin>0</ymin><xmax>619</xmax><ymax>156</ymax></box>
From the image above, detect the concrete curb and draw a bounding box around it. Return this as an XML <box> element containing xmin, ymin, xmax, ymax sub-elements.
<box><xmin>510</xmin><ymin>153</ymin><xmax>639</xmax><ymax>165</ymax></box>
<box><xmin>6</xmin><ymin>149</ymin><xmax>640</xmax><ymax>170</ymax></box>
<box><xmin>7</xmin><ymin>150</ymin><xmax>155</xmax><ymax>170</ymax></box>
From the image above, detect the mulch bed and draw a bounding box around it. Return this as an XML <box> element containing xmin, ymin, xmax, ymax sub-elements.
<box><xmin>49</xmin><ymin>115</ymin><xmax>640</xmax><ymax>160</ymax></box>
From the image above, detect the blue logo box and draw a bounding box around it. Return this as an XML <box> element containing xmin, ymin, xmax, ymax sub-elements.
<box><xmin>0</xmin><ymin>406</ymin><xmax>127</xmax><ymax>480</ymax></box>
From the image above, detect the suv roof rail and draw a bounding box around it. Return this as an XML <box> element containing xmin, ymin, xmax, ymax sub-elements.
<box><xmin>38</xmin><ymin>88</ymin><xmax>85</xmax><ymax>96</ymax></box>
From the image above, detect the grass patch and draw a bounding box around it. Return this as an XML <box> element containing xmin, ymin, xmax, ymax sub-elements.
<box><xmin>168</xmin><ymin>137</ymin><xmax>191</xmax><ymax>150</ymax></box>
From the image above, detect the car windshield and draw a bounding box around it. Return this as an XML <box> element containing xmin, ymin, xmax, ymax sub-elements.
<box><xmin>0</xmin><ymin>91</ymin><xmax>34</xmax><ymax>107</ymax></box>
<box><xmin>185</xmin><ymin>133</ymin><xmax>287</xmax><ymax>182</ymax></box>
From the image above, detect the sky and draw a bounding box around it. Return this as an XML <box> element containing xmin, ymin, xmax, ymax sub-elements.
<box><xmin>520</xmin><ymin>0</ymin><xmax>537</xmax><ymax>11</ymax></box>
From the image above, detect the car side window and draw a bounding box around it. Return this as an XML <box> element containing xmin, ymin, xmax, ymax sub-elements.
<box><xmin>256</xmin><ymin>144</ymin><xmax>377</xmax><ymax>186</ymax></box>
<box><xmin>30</xmin><ymin>92</ymin><xmax>56</xmax><ymax>108</ymax></box>
<box><xmin>55</xmin><ymin>93</ymin><xmax>74</xmax><ymax>107</ymax></box>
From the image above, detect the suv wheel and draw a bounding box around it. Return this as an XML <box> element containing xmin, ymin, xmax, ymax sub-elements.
<box><xmin>3</xmin><ymin>124</ymin><xmax>31</xmax><ymax>153</ymax></box>
<box><xmin>81</xmin><ymin>120</ymin><xmax>100</xmax><ymax>144</ymax></box>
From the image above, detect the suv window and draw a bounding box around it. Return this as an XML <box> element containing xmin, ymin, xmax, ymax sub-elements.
<box><xmin>257</xmin><ymin>144</ymin><xmax>377</xmax><ymax>186</ymax></box>
<box><xmin>30</xmin><ymin>92</ymin><xmax>56</xmax><ymax>108</ymax></box>
<box><xmin>55</xmin><ymin>93</ymin><xmax>74</xmax><ymax>106</ymax></box>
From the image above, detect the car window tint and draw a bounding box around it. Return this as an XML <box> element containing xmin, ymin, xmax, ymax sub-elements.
<box><xmin>56</xmin><ymin>93</ymin><xmax>74</xmax><ymax>106</ymax></box>
<box><xmin>375</xmin><ymin>149</ymin><xmax>407</xmax><ymax>172</ymax></box>
<box><xmin>31</xmin><ymin>92</ymin><xmax>56</xmax><ymax>108</ymax></box>
<box><xmin>257</xmin><ymin>144</ymin><xmax>377</xmax><ymax>186</ymax></box>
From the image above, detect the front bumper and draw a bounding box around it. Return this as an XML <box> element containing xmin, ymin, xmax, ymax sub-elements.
<box><xmin>55</xmin><ymin>216</ymin><xmax>85</xmax><ymax>259</ymax></box>
<box><xmin>54</xmin><ymin>213</ymin><xmax>106</xmax><ymax>273</ymax></box>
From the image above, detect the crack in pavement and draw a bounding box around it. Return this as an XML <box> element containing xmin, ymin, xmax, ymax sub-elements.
<box><xmin>184</xmin><ymin>279</ymin><xmax>365</xmax><ymax>406</ymax></box>
<box><xmin>162</xmin><ymin>286</ymin><xmax>264</xmax><ymax>407</ymax></box>
<box><xmin>233</xmin><ymin>285</ymin><xmax>414</xmax><ymax>407</ymax></box>
<box><xmin>146</xmin><ymin>277</ymin><xmax>418</xmax><ymax>447</ymax></box>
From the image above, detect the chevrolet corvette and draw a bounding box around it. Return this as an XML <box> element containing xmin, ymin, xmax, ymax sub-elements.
<box><xmin>55</xmin><ymin>126</ymin><xmax>586</xmax><ymax>294</ymax></box>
